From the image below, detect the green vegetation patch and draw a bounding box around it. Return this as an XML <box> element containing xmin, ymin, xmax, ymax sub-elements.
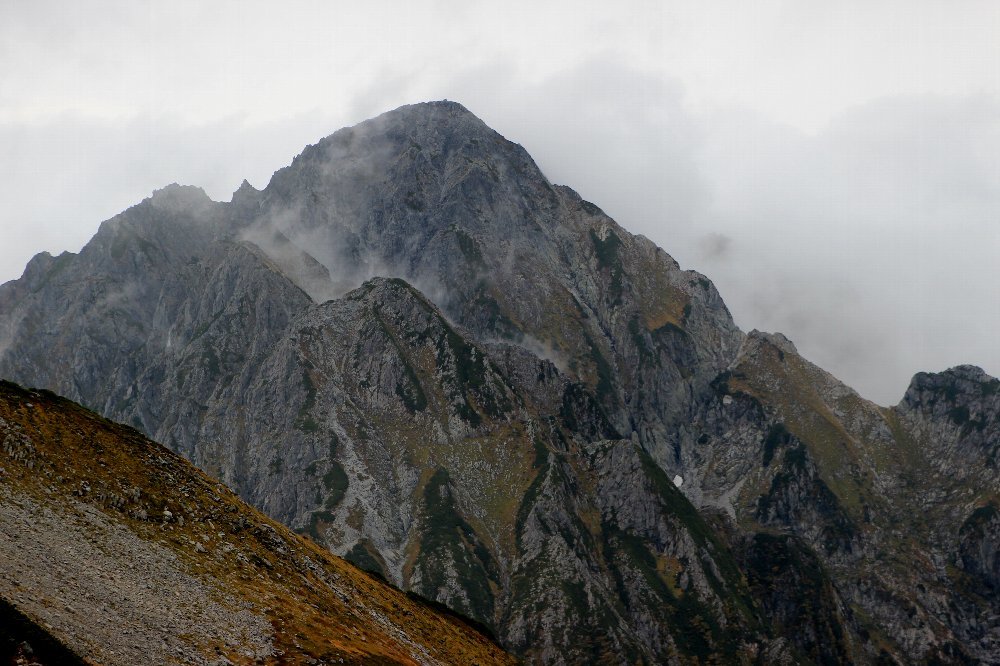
<box><xmin>757</xmin><ymin>445</ymin><xmax>858</xmax><ymax>555</ymax></box>
<box><xmin>345</xmin><ymin>541</ymin><xmax>387</xmax><ymax>579</ymax></box>
<box><xmin>636</xmin><ymin>447</ymin><xmax>753</xmax><ymax>611</ymax></box>
<box><xmin>394</xmin><ymin>358</ymin><xmax>428</xmax><ymax>413</ymax></box>
<box><xmin>743</xmin><ymin>532</ymin><xmax>852</xmax><ymax>664</ymax></box>
<box><xmin>202</xmin><ymin>348</ymin><xmax>221</xmax><ymax>379</ymax></box>
<box><xmin>514</xmin><ymin>439</ymin><xmax>552</xmax><ymax>548</ymax></box>
<box><xmin>949</xmin><ymin>405</ymin><xmax>971</xmax><ymax>426</ymax></box>
<box><xmin>305</xmin><ymin>510</ymin><xmax>334</xmax><ymax>541</ymax></box>
<box><xmin>322</xmin><ymin>461</ymin><xmax>349</xmax><ymax>510</ymax></box>
<box><xmin>960</xmin><ymin>502</ymin><xmax>998</xmax><ymax>538</ymax></box>
<box><xmin>762</xmin><ymin>423</ymin><xmax>793</xmax><ymax>467</ymax></box>
<box><xmin>628</xmin><ymin>316</ymin><xmax>653</xmax><ymax>360</ymax></box>
<box><xmin>403</xmin><ymin>190</ymin><xmax>426</xmax><ymax>212</ymax></box>
<box><xmin>589</xmin><ymin>229</ymin><xmax>625</xmax><ymax>303</ymax></box>
<box><xmin>404</xmin><ymin>590</ymin><xmax>500</xmax><ymax>645</ymax></box>
<box><xmin>948</xmin><ymin>405</ymin><xmax>989</xmax><ymax>438</ymax></box>
<box><xmin>470</xmin><ymin>283</ymin><xmax>520</xmax><ymax>339</ymax></box>
<box><xmin>434</xmin><ymin>323</ymin><xmax>511</xmax><ymax>426</ymax></box>
<box><xmin>559</xmin><ymin>383</ymin><xmax>620</xmax><ymax>440</ymax></box>
<box><xmin>294</xmin><ymin>370</ymin><xmax>321</xmax><ymax>431</ymax></box>
<box><xmin>582</xmin><ymin>330</ymin><xmax>616</xmax><ymax>407</ymax></box>
<box><xmin>603</xmin><ymin>524</ymin><xmax>726</xmax><ymax>660</ymax></box>
<box><xmin>589</xmin><ymin>229</ymin><xmax>620</xmax><ymax>267</ymax></box>
<box><xmin>412</xmin><ymin>468</ymin><xmax>498</xmax><ymax>627</ymax></box>
<box><xmin>453</xmin><ymin>227</ymin><xmax>485</xmax><ymax>267</ymax></box>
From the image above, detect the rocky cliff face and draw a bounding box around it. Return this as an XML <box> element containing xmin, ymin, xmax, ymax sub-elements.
<box><xmin>0</xmin><ymin>101</ymin><xmax>997</xmax><ymax>664</ymax></box>
<box><xmin>0</xmin><ymin>380</ymin><xmax>514</xmax><ymax>665</ymax></box>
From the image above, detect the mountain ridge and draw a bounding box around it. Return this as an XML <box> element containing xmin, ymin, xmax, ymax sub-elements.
<box><xmin>1</xmin><ymin>100</ymin><xmax>997</xmax><ymax>663</ymax></box>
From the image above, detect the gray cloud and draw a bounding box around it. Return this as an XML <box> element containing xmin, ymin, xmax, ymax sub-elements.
<box><xmin>2</xmin><ymin>14</ymin><xmax>999</xmax><ymax>407</ymax></box>
<box><xmin>0</xmin><ymin>111</ymin><xmax>344</xmax><ymax>282</ymax></box>
<box><xmin>418</xmin><ymin>64</ymin><xmax>1000</xmax><ymax>404</ymax></box>
<box><xmin>697</xmin><ymin>233</ymin><xmax>734</xmax><ymax>261</ymax></box>
<box><xmin>692</xmin><ymin>94</ymin><xmax>1000</xmax><ymax>403</ymax></box>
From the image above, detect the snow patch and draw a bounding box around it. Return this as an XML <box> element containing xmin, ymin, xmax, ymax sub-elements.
<box><xmin>672</xmin><ymin>475</ymin><xmax>683</xmax><ymax>488</ymax></box>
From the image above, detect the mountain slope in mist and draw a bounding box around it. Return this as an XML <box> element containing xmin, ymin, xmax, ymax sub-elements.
<box><xmin>0</xmin><ymin>101</ymin><xmax>998</xmax><ymax>664</ymax></box>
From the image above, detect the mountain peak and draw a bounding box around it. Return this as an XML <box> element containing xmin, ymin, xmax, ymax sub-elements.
<box><xmin>3</xmin><ymin>101</ymin><xmax>998</xmax><ymax>664</ymax></box>
<box><xmin>902</xmin><ymin>364</ymin><xmax>1000</xmax><ymax>408</ymax></box>
<box><xmin>304</xmin><ymin>100</ymin><xmax>496</xmax><ymax>161</ymax></box>
<box><xmin>363</xmin><ymin>100</ymin><xmax>485</xmax><ymax>130</ymax></box>
<box><xmin>231</xmin><ymin>178</ymin><xmax>260</xmax><ymax>206</ymax></box>
<box><xmin>147</xmin><ymin>183</ymin><xmax>213</xmax><ymax>211</ymax></box>
<box><xmin>742</xmin><ymin>329</ymin><xmax>799</xmax><ymax>357</ymax></box>
<box><xmin>386</xmin><ymin>99</ymin><xmax>477</xmax><ymax>118</ymax></box>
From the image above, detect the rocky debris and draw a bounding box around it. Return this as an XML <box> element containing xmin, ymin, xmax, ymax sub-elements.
<box><xmin>0</xmin><ymin>488</ymin><xmax>274</xmax><ymax>666</ymax></box>
<box><xmin>0</xmin><ymin>382</ymin><xmax>515</xmax><ymax>665</ymax></box>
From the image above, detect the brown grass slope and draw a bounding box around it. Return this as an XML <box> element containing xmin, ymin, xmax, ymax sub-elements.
<box><xmin>0</xmin><ymin>380</ymin><xmax>514</xmax><ymax>666</ymax></box>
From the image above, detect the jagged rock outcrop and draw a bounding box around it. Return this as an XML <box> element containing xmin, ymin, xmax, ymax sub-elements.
<box><xmin>0</xmin><ymin>101</ymin><xmax>997</xmax><ymax>663</ymax></box>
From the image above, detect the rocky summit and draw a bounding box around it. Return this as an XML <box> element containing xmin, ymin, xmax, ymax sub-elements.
<box><xmin>0</xmin><ymin>100</ymin><xmax>998</xmax><ymax>664</ymax></box>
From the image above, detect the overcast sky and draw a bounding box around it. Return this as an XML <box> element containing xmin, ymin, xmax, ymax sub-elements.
<box><xmin>2</xmin><ymin>0</ymin><xmax>999</xmax><ymax>404</ymax></box>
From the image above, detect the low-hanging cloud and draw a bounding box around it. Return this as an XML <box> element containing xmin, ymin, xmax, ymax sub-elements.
<box><xmin>418</xmin><ymin>62</ymin><xmax>1000</xmax><ymax>404</ymax></box>
<box><xmin>693</xmin><ymin>94</ymin><xmax>1000</xmax><ymax>404</ymax></box>
<box><xmin>0</xmin><ymin>111</ymin><xmax>344</xmax><ymax>285</ymax></box>
<box><xmin>698</xmin><ymin>233</ymin><xmax>734</xmax><ymax>262</ymax></box>
<box><xmin>2</xmin><ymin>55</ymin><xmax>998</xmax><ymax>406</ymax></box>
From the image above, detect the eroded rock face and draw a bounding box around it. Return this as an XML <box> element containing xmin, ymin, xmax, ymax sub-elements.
<box><xmin>1</xmin><ymin>101</ymin><xmax>998</xmax><ymax>663</ymax></box>
<box><xmin>0</xmin><ymin>381</ymin><xmax>516</xmax><ymax>666</ymax></box>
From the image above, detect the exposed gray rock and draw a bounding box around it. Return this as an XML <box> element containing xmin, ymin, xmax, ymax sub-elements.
<box><xmin>0</xmin><ymin>100</ymin><xmax>997</xmax><ymax>664</ymax></box>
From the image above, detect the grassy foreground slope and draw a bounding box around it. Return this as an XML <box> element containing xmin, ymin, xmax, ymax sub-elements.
<box><xmin>0</xmin><ymin>380</ymin><xmax>513</xmax><ymax>666</ymax></box>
